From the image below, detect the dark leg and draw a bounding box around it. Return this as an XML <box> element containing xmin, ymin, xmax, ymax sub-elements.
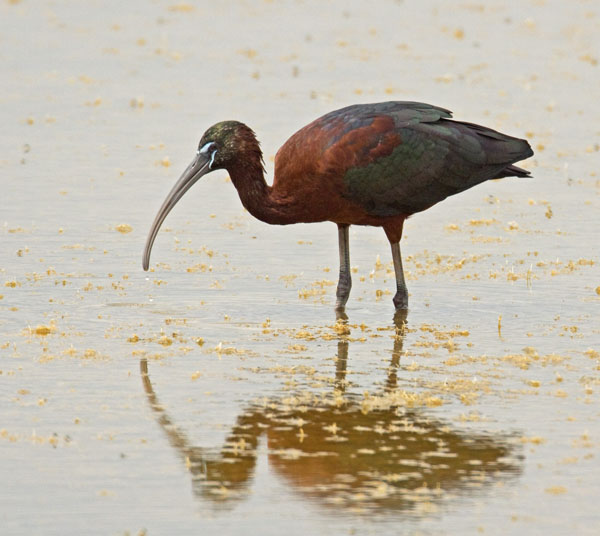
<box><xmin>335</xmin><ymin>224</ymin><xmax>352</xmax><ymax>310</ymax></box>
<box><xmin>390</xmin><ymin>241</ymin><xmax>408</xmax><ymax>309</ymax></box>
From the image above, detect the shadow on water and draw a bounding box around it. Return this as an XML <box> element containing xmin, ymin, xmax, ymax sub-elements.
<box><xmin>140</xmin><ymin>310</ymin><xmax>522</xmax><ymax>515</ymax></box>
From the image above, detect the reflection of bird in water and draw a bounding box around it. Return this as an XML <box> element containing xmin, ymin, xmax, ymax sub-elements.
<box><xmin>142</xmin><ymin>102</ymin><xmax>533</xmax><ymax>311</ymax></box>
<box><xmin>140</xmin><ymin>312</ymin><xmax>522</xmax><ymax>513</ymax></box>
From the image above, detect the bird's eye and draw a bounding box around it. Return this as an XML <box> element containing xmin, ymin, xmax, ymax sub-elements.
<box><xmin>198</xmin><ymin>141</ymin><xmax>216</xmax><ymax>155</ymax></box>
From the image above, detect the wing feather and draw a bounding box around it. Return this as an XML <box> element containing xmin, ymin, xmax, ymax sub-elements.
<box><xmin>335</xmin><ymin>103</ymin><xmax>533</xmax><ymax>216</ymax></box>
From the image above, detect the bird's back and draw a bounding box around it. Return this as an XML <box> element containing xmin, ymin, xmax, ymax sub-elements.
<box><xmin>274</xmin><ymin>102</ymin><xmax>533</xmax><ymax>220</ymax></box>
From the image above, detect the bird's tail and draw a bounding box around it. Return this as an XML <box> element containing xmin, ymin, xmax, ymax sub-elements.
<box><xmin>496</xmin><ymin>163</ymin><xmax>532</xmax><ymax>179</ymax></box>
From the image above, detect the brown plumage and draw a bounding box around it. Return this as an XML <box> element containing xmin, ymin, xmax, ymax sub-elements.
<box><xmin>143</xmin><ymin>101</ymin><xmax>533</xmax><ymax>310</ymax></box>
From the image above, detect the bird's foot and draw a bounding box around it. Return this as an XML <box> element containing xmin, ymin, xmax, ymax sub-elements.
<box><xmin>392</xmin><ymin>289</ymin><xmax>408</xmax><ymax>310</ymax></box>
<box><xmin>334</xmin><ymin>306</ymin><xmax>348</xmax><ymax>322</ymax></box>
<box><xmin>335</xmin><ymin>297</ymin><xmax>348</xmax><ymax>314</ymax></box>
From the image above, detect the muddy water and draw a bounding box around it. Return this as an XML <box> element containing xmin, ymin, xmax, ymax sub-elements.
<box><xmin>1</xmin><ymin>1</ymin><xmax>599</xmax><ymax>535</ymax></box>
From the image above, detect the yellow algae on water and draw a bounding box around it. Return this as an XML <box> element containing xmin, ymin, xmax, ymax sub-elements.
<box><xmin>523</xmin><ymin>346</ymin><xmax>538</xmax><ymax>357</ymax></box>
<box><xmin>33</xmin><ymin>324</ymin><xmax>56</xmax><ymax>336</ymax></box>
<box><xmin>63</xmin><ymin>345</ymin><xmax>77</xmax><ymax>356</ymax></box>
<box><xmin>332</xmin><ymin>321</ymin><xmax>351</xmax><ymax>336</ymax></box>
<box><xmin>186</xmin><ymin>263</ymin><xmax>211</xmax><ymax>273</ymax></box>
<box><xmin>545</xmin><ymin>486</ymin><xmax>567</xmax><ymax>495</ymax></box>
<box><xmin>579</xmin><ymin>54</ymin><xmax>598</xmax><ymax>66</ymax></box>
<box><xmin>469</xmin><ymin>218</ymin><xmax>497</xmax><ymax>226</ymax></box>
<box><xmin>115</xmin><ymin>223</ymin><xmax>133</xmax><ymax>234</ymax></box>
<box><xmin>168</xmin><ymin>3</ymin><xmax>195</xmax><ymax>12</ymax></box>
<box><xmin>212</xmin><ymin>342</ymin><xmax>246</xmax><ymax>355</ymax></box>
<box><xmin>520</xmin><ymin>436</ymin><xmax>546</xmax><ymax>445</ymax></box>
<box><xmin>157</xmin><ymin>335</ymin><xmax>173</xmax><ymax>346</ymax></box>
<box><xmin>130</xmin><ymin>96</ymin><xmax>144</xmax><ymax>108</ymax></box>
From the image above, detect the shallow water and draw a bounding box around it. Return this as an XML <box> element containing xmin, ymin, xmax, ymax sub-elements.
<box><xmin>1</xmin><ymin>1</ymin><xmax>599</xmax><ymax>535</ymax></box>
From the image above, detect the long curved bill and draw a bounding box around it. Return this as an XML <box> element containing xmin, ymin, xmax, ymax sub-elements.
<box><xmin>142</xmin><ymin>152</ymin><xmax>212</xmax><ymax>270</ymax></box>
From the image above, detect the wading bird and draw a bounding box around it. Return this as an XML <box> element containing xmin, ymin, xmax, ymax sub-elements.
<box><xmin>143</xmin><ymin>101</ymin><xmax>533</xmax><ymax>310</ymax></box>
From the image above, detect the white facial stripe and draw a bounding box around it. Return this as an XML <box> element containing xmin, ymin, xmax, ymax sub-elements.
<box><xmin>199</xmin><ymin>141</ymin><xmax>214</xmax><ymax>154</ymax></box>
<box><xmin>209</xmin><ymin>150</ymin><xmax>217</xmax><ymax>168</ymax></box>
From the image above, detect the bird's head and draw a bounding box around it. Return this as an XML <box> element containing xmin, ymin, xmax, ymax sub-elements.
<box><xmin>197</xmin><ymin>120</ymin><xmax>259</xmax><ymax>170</ymax></box>
<box><xmin>142</xmin><ymin>120</ymin><xmax>260</xmax><ymax>271</ymax></box>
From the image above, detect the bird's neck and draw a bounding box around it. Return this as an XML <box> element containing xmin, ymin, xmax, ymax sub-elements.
<box><xmin>227</xmin><ymin>159</ymin><xmax>297</xmax><ymax>225</ymax></box>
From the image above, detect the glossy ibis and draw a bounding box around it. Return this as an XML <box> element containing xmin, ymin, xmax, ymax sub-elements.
<box><xmin>143</xmin><ymin>101</ymin><xmax>533</xmax><ymax>310</ymax></box>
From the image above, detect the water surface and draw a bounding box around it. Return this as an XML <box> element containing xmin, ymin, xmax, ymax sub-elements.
<box><xmin>1</xmin><ymin>1</ymin><xmax>599</xmax><ymax>535</ymax></box>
